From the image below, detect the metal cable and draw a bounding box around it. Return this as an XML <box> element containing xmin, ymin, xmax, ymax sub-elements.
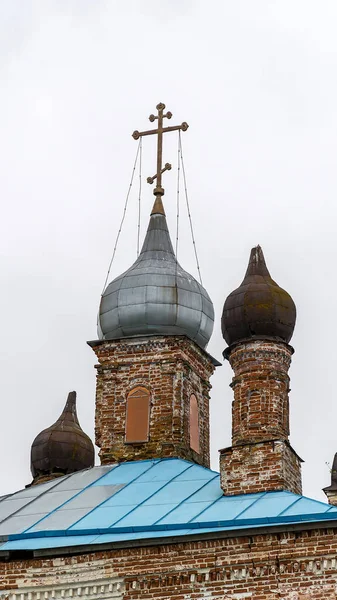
<box><xmin>175</xmin><ymin>134</ymin><xmax>181</xmax><ymax>289</ymax></box>
<box><xmin>137</xmin><ymin>138</ymin><xmax>142</xmax><ymax>257</ymax></box>
<box><xmin>101</xmin><ymin>140</ymin><xmax>141</xmax><ymax>295</ymax></box>
<box><xmin>179</xmin><ymin>131</ymin><xmax>203</xmax><ymax>286</ymax></box>
<box><xmin>175</xmin><ymin>135</ymin><xmax>181</xmax><ymax>260</ymax></box>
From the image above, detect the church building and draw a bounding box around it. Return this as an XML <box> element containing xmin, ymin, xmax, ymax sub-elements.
<box><xmin>1</xmin><ymin>104</ymin><xmax>337</xmax><ymax>599</ymax></box>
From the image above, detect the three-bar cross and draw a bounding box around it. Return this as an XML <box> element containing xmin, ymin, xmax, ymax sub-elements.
<box><xmin>132</xmin><ymin>103</ymin><xmax>188</xmax><ymax>197</ymax></box>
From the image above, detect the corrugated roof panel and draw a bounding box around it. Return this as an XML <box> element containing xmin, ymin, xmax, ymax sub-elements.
<box><xmin>62</xmin><ymin>485</ymin><xmax>124</xmax><ymax>510</ymax></box>
<box><xmin>55</xmin><ymin>466</ymin><xmax>113</xmax><ymax>489</ymax></box>
<box><xmin>236</xmin><ymin>492</ymin><xmax>295</xmax><ymax>520</ymax></box>
<box><xmin>157</xmin><ymin>501</ymin><xmax>211</xmax><ymax>525</ymax></box>
<box><xmin>92</xmin><ymin>461</ymin><xmax>157</xmax><ymax>486</ymax></box>
<box><xmin>27</xmin><ymin>508</ymin><xmax>91</xmax><ymax>532</ymax></box>
<box><xmin>113</xmin><ymin>503</ymin><xmax>176</xmax><ymax>527</ymax></box>
<box><xmin>281</xmin><ymin>496</ymin><xmax>336</xmax><ymax>516</ymax></box>
<box><xmin>134</xmin><ymin>460</ymin><xmax>192</xmax><ymax>482</ymax></box>
<box><xmin>184</xmin><ymin>477</ymin><xmax>221</xmax><ymax>503</ymax></box>
<box><xmin>173</xmin><ymin>464</ymin><xmax>217</xmax><ymax>482</ymax></box>
<box><xmin>7</xmin><ymin>481</ymin><xmax>122</xmax><ymax>533</ymax></box>
<box><xmin>103</xmin><ymin>482</ymin><xmax>164</xmax><ymax>507</ymax></box>
<box><xmin>0</xmin><ymin>513</ymin><xmax>48</xmax><ymax>536</ymax></box>
<box><xmin>11</xmin><ymin>477</ymin><xmax>67</xmax><ymax>499</ymax></box>
<box><xmin>0</xmin><ymin>495</ymin><xmax>11</xmax><ymax>503</ymax></box>
<box><xmin>143</xmin><ymin>480</ymin><xmax>206</xmax><ymax>505</ymax></box>
<box><xmin>17</xmin><ymin>491</ymin><xmax>79</xmax><ymax>516</ymax></box>
<box><xmin>69</xmin><ymin>505</ymin><xmax>136</xmax><ymax>531</ymax></box>
<box><xmin>1</xmin><ymin>459</ymin><xmax>337</xmax><ymax>554</ymax></box>
<box><xmin>189</xmin><ymin>494</ymin><xmax>262</xmax><ymax>523</ymax></box>
<box><xmin>0</xmin><ymin>499</ymin><xmax>36</xmax><ymax>522</ymax></box>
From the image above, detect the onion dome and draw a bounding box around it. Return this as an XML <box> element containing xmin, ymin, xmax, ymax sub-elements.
<box><xmin>31</xmin><ymin>392</ymin><xmax>94</xmax><ymax>483</ymax></box>
<box><xmin>222</xmin><ymin>246</ymin><xmax>296</xmax><ymax>347</ymax></box>
<box><xmin>324</xmin><ymin>452</ymin><xmax>337</xmax><ymax>495</ymax></box>
<box><xmin>98</xmin><ymin>197</ymin><xmax>214</xmax><ymax>349</ymax></box>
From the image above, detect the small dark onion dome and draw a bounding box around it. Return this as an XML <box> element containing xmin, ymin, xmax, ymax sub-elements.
<box><xmin>324</xmin><ymin>453</ymin><xmax>337</xmax><ymax>493</ymax></box>
<box><xmin>221</xmin><ymin>246</ymin><xmax>296</xmax><ymax>347</ymax></box>
<box><xmin>31</xmin><ymin>391</ymin><xmax>94</xmax><ymax>483</ymax></box>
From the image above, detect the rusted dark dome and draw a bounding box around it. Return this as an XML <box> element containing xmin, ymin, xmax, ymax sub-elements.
<box><xmin>31</xmin><ymin>391</ymin><xmax>94</xmax><ymax>483</ymax></box>
<box><xmin>222</xmin><ymin>246</ymin><xmax>296</xmax><ymax>347</ymax></box>
<box><xmin>323</xmin><ymin>452</ymin><xmax>337</xmax><ymax>494</ymax></box>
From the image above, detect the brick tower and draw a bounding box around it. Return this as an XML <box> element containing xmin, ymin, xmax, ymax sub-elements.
<box><xmin>90</xmin><ymin>195</ymin><xmax>218</xmax><ymax>467</ymax></box>
<box><xmin>90</xmin><ymin>103</ymin><xmax>220</xmax><ymax>467</ymax></box>
<box><xmin>219</xmin><ymin>246</ymin><xmax>302</xmax><ymax>495</ymax></box>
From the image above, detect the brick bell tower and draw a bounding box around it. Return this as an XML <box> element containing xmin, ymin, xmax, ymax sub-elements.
<box><xmin>89</xmin><ymin>103</ymin><xmax>219</xmax><ymax>467</ymax></box>
<box><xmin>219</xmin><ymin>246</ymin><xmax>302</xmax><ymax>495</ymax></box>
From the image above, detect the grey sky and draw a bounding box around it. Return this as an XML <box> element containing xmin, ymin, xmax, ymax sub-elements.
<box><xmin>0</xmin><ymin>1</ymin><xmax>336</xmax><ymax>500</ymax></box>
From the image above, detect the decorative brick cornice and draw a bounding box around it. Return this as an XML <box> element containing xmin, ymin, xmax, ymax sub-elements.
<box><xmin>229</xmin><ymin>341</ymin><xmax>293</xmax><ymax>373</ymax></box>
<box><xmin>92</xmin><ymin>336</ymin><xmax>218</xmax><ymax>373</ymax></box>
<box><xmin>4</xmin><ymin>558</ymin><xmax>337</xmax><ymax>597</ymax></box>
<box><xmin>123</xmin><ymin>555</ymin><xmax>337</xmax><ymax>590</ymax></box>
<box><xmin>0</xmin><ymin>578</ymin><xmax>124</xmax><ymax>600</ymax></box>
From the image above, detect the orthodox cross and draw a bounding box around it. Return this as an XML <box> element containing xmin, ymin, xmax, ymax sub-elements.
<box><xmin>132</xmin><ymin>103</ymin><xmax>188</xmax><ymax>197</ymax></box>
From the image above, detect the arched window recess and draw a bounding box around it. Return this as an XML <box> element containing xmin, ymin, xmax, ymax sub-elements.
<box><xmin>125</xmin><ymin>386</ymin><xmax>150</xmax><ymax>443</ymax></box>
<box><xmin>189</xmin><ymin>394</ymin><xmax>200</xmax><ymax>454</ymax></box>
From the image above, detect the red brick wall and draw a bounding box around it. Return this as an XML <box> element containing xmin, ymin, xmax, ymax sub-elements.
<box><xmin>220</xmin><ymin>340</ymin><xmax>302</xmax><ymax>495</ymax></box>
<box><xmin>2</xmin><ymin>527</ymin><xmax>337</xmax><ymax>598</ymax></box>
<box><xmin>91</xmin><ymin>336</ymin><xmax>215</xmax><ymax>467</ymax></box>
<box><xmin>229</xmin><ymin>341</ymin><xmax>292</xmax><ymax>444</ymax></box>
<box><xmin>220</xmin><ymin>439</ymin><xmax>302</xmax><ymax>495</ymax></box>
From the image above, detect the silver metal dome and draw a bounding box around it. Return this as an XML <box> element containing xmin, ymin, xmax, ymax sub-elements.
<box><xmin>98</xmin><ymin>198</ymin><xmax>214</xmax><ymax>349</ymax></box>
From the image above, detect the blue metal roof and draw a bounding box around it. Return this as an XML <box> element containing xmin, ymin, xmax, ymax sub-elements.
<box><xmin>0</xmin><ymin>458</ymin><xmax>336</xmax><ymax>553</ymax></box>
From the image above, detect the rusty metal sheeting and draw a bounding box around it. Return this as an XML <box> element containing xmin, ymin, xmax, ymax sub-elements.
<box><xmin>222</xmin><ymin>246</ymin><xmax>296</xmax><ymax>348</ymax></box>
<box><xmin>30</xmin><ymin>392</ymin><xmax>94</xmax><ymax>483</ymax></box>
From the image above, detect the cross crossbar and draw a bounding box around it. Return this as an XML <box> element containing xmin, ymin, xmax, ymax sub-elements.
<box><xmin>132</xmin><ymin>103</ymin><xmax>188</xmax><ymax>197</ymax></box>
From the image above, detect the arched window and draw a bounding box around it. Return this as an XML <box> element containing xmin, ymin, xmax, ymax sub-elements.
<box><xmin>189</xmin><ymin>394</ymin><xmax>200</xmax><ymax>453</ymax></box>
<box><xmin>125</xmin><ymin>387</ymin><xmax>150</xmax><ymax>443</ymax></box>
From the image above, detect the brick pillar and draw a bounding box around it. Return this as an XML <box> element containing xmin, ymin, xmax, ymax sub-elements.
<box><xmin>89</xmin><ymin>335</ymin><xmax>216</xmax><ymax>466</ymax></box>
<box><xmin>220</xmin><ymin>339</ymin><xmax>302</xmax><ymax>495</ymax></box>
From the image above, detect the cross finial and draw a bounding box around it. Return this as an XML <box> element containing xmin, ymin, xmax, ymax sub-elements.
<box><xmin>132</xmin><ymin>103</ymin><xmax>188</xmax><ymax>199</ymax></box>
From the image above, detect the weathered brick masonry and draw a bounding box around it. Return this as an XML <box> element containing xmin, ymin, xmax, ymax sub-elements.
<box><xmin>90</xmin><ymin>335</ymin><xmax>215</xmax><ymax>467</ymax></box>
<box><xmin>4</xmin><ymin>111</ymin><xmax>336</xmax><ymax>600</ymax></box>
<box><xmin>220</xmin><ymin>339</ymin><xmax>302</xmax><ymax>495</ymax></box>
<box><xmin>3</xmin><ymin>527</ymin><xmax>337</xmax><ymax>599</ymax></box>
<box><xmin>228</xmin><ymin>341</ymin><xmax>293</xmax><ymax>444</ymax></box>
<box><xmin>220</xmin><ymin>439</ymin><xmax>302</xmax><ymax>495</ymax></box>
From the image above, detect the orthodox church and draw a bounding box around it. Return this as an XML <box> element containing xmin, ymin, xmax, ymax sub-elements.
<box><xmin>1</xmin><ymin>104</ymin><xmax>337</xmax><ymax>599</ymax></box>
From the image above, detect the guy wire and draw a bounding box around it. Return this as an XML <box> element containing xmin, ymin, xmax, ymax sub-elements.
<box><xmin>101</xmin><ymin>139</ymin><xmax>141</xmax><ymax>295</ymax></box>
<box><xmin>179</xmin><ymin>134</ymin><xmax>203</xmax><ymax>286</ymax></box>
<box><xmin>137</xmin><ymin>138</ymin><xmax>142</xmax><ymax>257</ymax></box>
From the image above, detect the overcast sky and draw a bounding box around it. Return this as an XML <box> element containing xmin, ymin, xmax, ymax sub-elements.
<box><xmin>1</xmin><ymin>1</ymin><xmax>337</xmax><ymax>501</ymax></box>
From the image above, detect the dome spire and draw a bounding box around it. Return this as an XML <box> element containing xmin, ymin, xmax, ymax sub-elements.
<box><xmin>222</xmin><ymin>245</ymin><xmax>296</xmax><ymax>348</ymax></box>
<box><xmin>98</xmin><ymin>194</ymin><xmax>214</xmax><ymax>348</ymax></box>
<box><xmin>151</xmin><ymin>195</ymin><xmax>165</xmax><ymax>216</ymax></box>
<box><xmin>244</xmin><ymin>245</ymin><xmax>271</xmax><ymax>278</ymax></box>
<box><xmin>30</xmin><ymin>391</ymin><xmax>94</xmax><ymax>485</ymax></box>
<box><xmin>98</xmin><ymin>103</ymin><xmax>214</xmax><ymax>349</ymax></box>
